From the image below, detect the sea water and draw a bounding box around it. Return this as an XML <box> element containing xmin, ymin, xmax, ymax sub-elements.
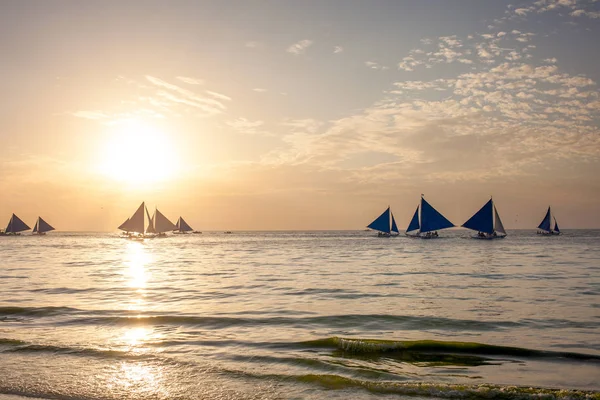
<box><xmin>0</xmin><ymin>230</ymin><xmax>599</xmax><ymax>399</ymax></box>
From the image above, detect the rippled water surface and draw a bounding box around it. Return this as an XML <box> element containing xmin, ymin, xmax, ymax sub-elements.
<box><xmin>1</xmin><ymin>230</ymin><xmax>599</xmax><ymax>399</ymax></box>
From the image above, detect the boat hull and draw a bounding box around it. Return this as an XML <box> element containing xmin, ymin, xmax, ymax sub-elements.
<box><xmin>471</xmin><ymin>235</ymin><xmax>506</xmax><ymax>240</ymax></box>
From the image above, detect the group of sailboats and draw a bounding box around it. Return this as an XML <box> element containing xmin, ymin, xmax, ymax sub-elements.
<box><xmin>0</xmin><ymin>214</ymin><xmax>55</xmax><ymax>236</ymax></box>
<box><xmin>367</xmin><ymin>196</ymin><xmax>560</xmax><ymax>239</ymax></box>
<box><xmin>118</xmin><ymin>202</ymin><xmax>200</xmax><ymax>239</ymax></box>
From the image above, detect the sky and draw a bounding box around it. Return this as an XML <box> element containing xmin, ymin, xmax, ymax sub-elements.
<box><xmin>0</xmin><ymin>0</ymin><xmax>599</xmax><ymax>231</ymax></box>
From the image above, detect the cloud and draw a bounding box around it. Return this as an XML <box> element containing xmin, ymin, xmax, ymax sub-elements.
<box><xmin>145</xmin><ymin>75</ymin><xmax>226</xmax><ymax>115</ymax></box>
<box><xmin>253</xmin><ymin>88</ymin><xmax>267</xmax><ymax>93</ymax></box>
<box><xmin>206</xmin><ymin>90</ymin><xmax>232</xmax><ymax>101</ymax></box>
<box><xmin>286</xmin><ymin>39</ymin><xmax>313</xmax><ymax>55</ymax></box>
<box><xmin>176</xmin><ymin>76</ymin><xmax>204</xmax><ymax>85</ymax></box>
<box><xmin>365</xmin><ymin>61</ymin><xmax>389</xmax><ymax>70</ymax></box>
<box><xmin>225</xmin><ymin>118</ymin><xmax>267</xmax><ymax>135</ymax></box>
<box><xmin>514</xmin><ymin>8</ymin><xmax>530</xmax><ymax>16</ymax></box>
<box><xmin>333</xmin><ymin>46</ymin><xmax>344</xmax><ymax>54</ymax></box>
<box><xmin>263</xmin><ymin>51</ymin><xmax>600</xmax><ymax>187</ymax></box>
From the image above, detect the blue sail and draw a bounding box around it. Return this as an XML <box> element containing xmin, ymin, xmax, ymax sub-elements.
<box><xmin>406</xmin><ymin>206</ymin><xmax>420</xmax><ymax>232</ymax></box>
<box><xmin>420</xmin><ymin>198</ymin><xmax>454</xmax><ymax>233</ymax></box>
<box><xmin>390</xmin><ymin>213</ymin><xmax>399</xmax><ymax>234</ymax></box>
<box><xmin>462</xmin><ymin>199</ymin><xmax>494</xmax><ymax>234</ymax></box>
<box><xmin>367</xmin><ymin>207</ymin><xmax>390</xmax><ymax>234</ymax></box>
<box><xmin>537</xmin><ymin>207</ymin><xmax>551</xmax><ymax>231</ymax></box>
<box><xmin>553</xmin><ymin>218</ymin><xmax>560</xmax><ymax>233</ymax></box>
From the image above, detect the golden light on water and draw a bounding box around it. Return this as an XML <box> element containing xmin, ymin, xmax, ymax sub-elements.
<box><xmin>122</xmin><ymin>327</ymin><xmax>150</xmax><ymax>347</ymax></box>
<box><xmin>98</xmin><ymin>119</ymin><xmax>180</xmax><ymax>185</ymax></box>
<box><xmin>124</xmin><ymin>241</ymin><xmax>151</xmax><ymax>290</ymax></box>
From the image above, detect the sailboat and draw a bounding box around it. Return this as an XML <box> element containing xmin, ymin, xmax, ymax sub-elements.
<box><xmin>462</xmin><ymin>197</ymin><xmax>507</xmax><ymax>239</ymax></box>
<box><xmin>1</xmin><ymin>214</ymin><xmax>30</xmax><ymax>236</ymax></box>
<box><xmin>405</xmin><ymin>195</ymin><xmax>454</xmax><ymax>238</ymax></box>
<box><xmin>149</xmin><ymin>208</ymin><xmax>177</xmax><ymax>237</ymax></box>
<box><xmin>367</xmin><ymin>206</ymin><xmax>399</xmax><ymax>237</ymax></box>
<box><xmin>32</xmin><ymin>217</ymin><xmax>55</xmax><ymax>235</ymax></box>
<box><xmin>117</xmin><ymin>202</ymin><xmax>155</xmax><ymax>239</ymax></box>
<box><xmin>173</xmin><ymin>216</ymin><xmax>198</xmax><ymax>234</ymax></box>
<box><xmin>537</xmin><ymin>206</ymin><xmax>560</xmax><ymax>235</ymax></box>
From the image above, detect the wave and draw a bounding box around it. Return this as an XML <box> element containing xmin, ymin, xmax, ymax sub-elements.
<box><xmin>300</xmin><ymin>337</ymin><xmax>600</xmax><ymax>362</ymax></box>
<box><xmin>292</xmin><ymin>375</ymin><xmax>600</xmax><ymax>399</ymax></box>
<box><xmin>3</xmin><ymin>306</ymin><xmax>596</xmax><ymax>333</ymax></box>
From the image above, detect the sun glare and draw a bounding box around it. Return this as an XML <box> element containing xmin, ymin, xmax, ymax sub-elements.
<box><xmin>98</xmin><ymin>119</ymin><xmax>179</xmax><ymax>185</ymax></box>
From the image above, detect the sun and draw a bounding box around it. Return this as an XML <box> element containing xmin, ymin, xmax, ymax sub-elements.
<box><xmin>98</xmin><ymin>119</ymin><xmax>180</xmax><ymax>185</ymax></box>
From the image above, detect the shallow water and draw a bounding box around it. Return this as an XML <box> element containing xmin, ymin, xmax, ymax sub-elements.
<box><xmin>1</xmin><ymin>230</ymin><xmax>599</xmax><ymax>399</ymax></box>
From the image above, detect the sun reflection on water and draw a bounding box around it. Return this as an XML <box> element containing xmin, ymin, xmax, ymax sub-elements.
<box><xmin>124</xmin><ymin>242</ymin><xmax>151</xmax><ymax>290</ymax></box>
<box><xmin>123</xmin><ymin>327</ymin><xmax>150</xmax><ymax>347</ymax></box>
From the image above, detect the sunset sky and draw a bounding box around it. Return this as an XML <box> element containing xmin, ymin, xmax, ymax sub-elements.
<box><xmin>1</xmin><ymin>0</ymin><xmax>599</xmax><ymax>231</ymax></box>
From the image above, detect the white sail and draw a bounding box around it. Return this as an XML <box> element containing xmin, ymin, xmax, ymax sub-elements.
<box><xmin>494</xmin><ymin>205</ymin><xmax>506</xmax><ymax>235</ymax></box>
<box><xmin>154</xmin><ymin>208</ymin><xmax>177</xmax><ymax>233</ymax></box>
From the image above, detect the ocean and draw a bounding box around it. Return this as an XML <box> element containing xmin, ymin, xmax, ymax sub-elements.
<box><xmin>0</xmin><ymin>230</ymin><xmax>599</xmax><ymax>400</ymax></box>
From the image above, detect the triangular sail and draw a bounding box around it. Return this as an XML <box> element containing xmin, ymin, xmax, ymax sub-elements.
<box><xmin>124</xmin><ymin>202</ymin><xmax>146</xmax><ymax>233</ymax></box>
<box><xmin>537</xmin><ymin>207</ymin><xmax>552</xmax><ymax>232</ymax></box>
<box><xmin>420</xmin><ymin>197</ymin><xmax>454</xmax><ymax>233</ymax></box>
<box><xmin>177</xmin><ymin>217</ymin><xmax>194</xmax><ymax>232</ymax></box>
<box><xmin>367</xmin><ymin>207</ymin><xmax>391</xmax><ymax>234</ymax></box>
<box><xmin>390</xmin><ymin>213</ymin><xmax>399</xmax><ymax>234</ymax></box>
<box><xmin>118</xmin><ymin>218</ymin><xmax>130</xmax><ymax>231</ymax></box>
<box><xmin>154</xmin><ymin>208</ymin><xmax>177</xmax><ymax>233</ymax></box>
<box><xmin>6</xmin><ymin>214</ymin><xmax>30</xmax><ymax>233</ymax></box>
<box><xmin>406</xmin><ymin>206</ymin><xmax>420</xmax><ymax>232</ymax></box>
<box><xmin>553</xmin><ymin>218</ymin><xmax>560</xmax><ymax>233</ymax></box>
<box><xmin>36</xmin><ymin>217</ymin><xmax>55</xmax><ymax>233</ymax></box>
<box><xmin>494</xmin><ymin>206</ymin><xmax>506</xmax><ymax>235</ymax></box>
<box><xmin>462</xmin><ymin>199</ymin><xmax>494</xmax><ymax>234</ymax></box>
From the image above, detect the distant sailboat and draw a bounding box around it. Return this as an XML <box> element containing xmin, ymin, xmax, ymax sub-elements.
<box><xmin>537</xmin><ymin>206</ymin><xmax>560</xmax><ymax>235</ymax></box>
<box><xmin>367</xmin><ymin>207</ymin><xmax>399</xmax><ymax>237</ymax></box>
<box><xmin>149</xmin><ymin>208</ymin><xmax>177</xmax><ymax>237</ymax></box>
<box><xmin>1</xmin><ymin>214</ymin><xmax>30</xmax><ymax>236</ymax></box>
<box><xmin>462</xmin><ymin>197</ymin><xmax>507</xmax><ymax>239</ymax></box>
<box><xmin>405</xmin><ymin>195</ymin><xmax>454</xmax><ymax>238</ymax></box>
<box><xmin>32</xmin><ymin>217</ymin><xmax>55</xmax><ymax>235</ymax></box>
<box><xmin>174</xmin><ymin>216</ymin><xmax>196</xmax><ymax>234</ymax></box>
<box><xmin>118</xmin><ymin>202</ymin><xmax>154</xmax><ymax>239</ymax></box>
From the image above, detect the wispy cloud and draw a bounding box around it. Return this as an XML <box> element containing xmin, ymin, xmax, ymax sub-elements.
<box><xmin>225</xmin><ymin>118</ymin><xmax>267</xmax><ymax>135</ymax></box>
<box><xmin>206</xmin><ymin>90</ymin><xmax>232</xmax><ymax>101</ymax></box>
<box><xmin>365</xmin><ymin>61</ymin><xmax>389</xmax><ymax>70</ymax></box>
<box><xmin>287</xmin><ymin>39</ymin><xmax>313</xmax><ymax>55</ymax></box>
<box><xmin>333</xmin><ymin>46</ymin><xmax>344</xmax><ymax>54</ymax></box>
<box><xmin>253</xmin><ymin>88</ymin><xmax>267</xmax><ymax>93</ymax></box>
<box><xmin>145</xmin><ymin>75</ymin><xmax>226</xmax><ymax>115</ymax></box>
<box><xmin>176</xmin><ymin>76</ymin><xmax>204</xmax><ymax>85</ymax></box>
